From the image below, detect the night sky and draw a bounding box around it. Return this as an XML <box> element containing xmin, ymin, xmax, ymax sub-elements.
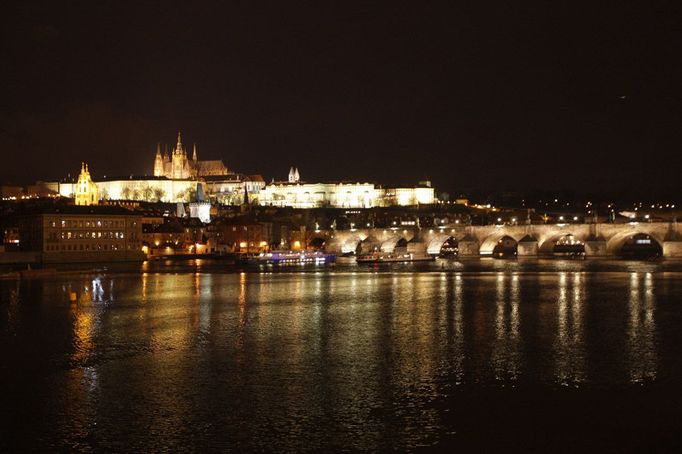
<box><xmin>2</xmin><ymin>1</ymin><xmax>682</xmax><ymax>198</ymax></box>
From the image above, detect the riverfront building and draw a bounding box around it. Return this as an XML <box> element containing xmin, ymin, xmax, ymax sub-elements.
<box><xmin>15</xmin><ymin>206</ymin><xmax>146</xmax><ymax>263</ymax></box>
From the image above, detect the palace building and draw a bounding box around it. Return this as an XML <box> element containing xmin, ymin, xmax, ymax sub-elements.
<box><xmin>258</xmin><ymin>167</ymin><xmax>435</xmax><ymax>208</ymax></box>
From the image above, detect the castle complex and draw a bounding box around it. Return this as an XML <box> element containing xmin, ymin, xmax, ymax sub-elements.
<box><xmin>45</xmin><ymin>131</ymin><xmax>435</xmax><ymax>208</ymax></box>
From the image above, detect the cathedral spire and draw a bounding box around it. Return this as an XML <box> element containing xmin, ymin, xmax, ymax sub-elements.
<box><xmin>192</xmin><ymin>143</ymin><xmax>197</xmax><ymax>161</ymax></box>
<box><xmin>156</xmin><ymin>143</ymin><xmax>161</xmax><ymax>157</ymax></box>
<box><xmin>175</xmin><ymin>131</ymin><xmax>183</xmax><ymax>155</ymax></box>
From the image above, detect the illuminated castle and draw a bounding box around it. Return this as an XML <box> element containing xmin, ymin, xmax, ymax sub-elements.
<box><xmin>153</xmin><ymin>132</ymin><xmax>229</xmax><ymax>179</ymax></box>
<box><xmin>48</xmin><ymin>132</ymin><xmax>433</xmax><ymax>207</ymax></box>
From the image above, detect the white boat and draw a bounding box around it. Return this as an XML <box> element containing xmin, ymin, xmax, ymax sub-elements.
<box><xmin>239</xmin><ymin>251</ymin><xmax>336</xmax><ymax>266</ymax></box>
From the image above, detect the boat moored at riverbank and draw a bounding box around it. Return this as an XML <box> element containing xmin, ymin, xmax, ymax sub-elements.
<box><xmin>239</xmin><ymin>251</ymin><xmax>336</xmax><ymax>266</ymax></box>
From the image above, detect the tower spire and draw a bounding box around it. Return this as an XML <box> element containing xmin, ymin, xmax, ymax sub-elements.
<box><xmin>192</xmin><ymin>143</ymin><xmax>197</xmax><ymax>161</ymax></box>
<box><xmin>175</xmin><ymin>131</ymin><xmax>183</xmax><ymax>154</ymax></box>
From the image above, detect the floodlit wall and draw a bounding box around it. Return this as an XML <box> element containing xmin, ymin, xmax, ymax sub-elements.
<box><xmin>259</xmin><ymin>183</ymin><xmax>378</xmax><ymax>208</ymax></box>
<box><xmin>259</xmin><ymin>183</ymin><xmax>435</xmax><ymax>208</ymax></box>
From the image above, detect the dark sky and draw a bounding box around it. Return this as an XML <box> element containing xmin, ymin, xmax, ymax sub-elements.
<box><xmin>2</xmin><ymin>1</ymin><xmax>682</xmax><ymax>198</ymax></box>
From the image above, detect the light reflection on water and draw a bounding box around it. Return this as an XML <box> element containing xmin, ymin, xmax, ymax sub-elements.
<box><xmin>1</xmin><ymin>263</ymin><xmax>681</xmax><ymax>450</ymax></box>
<box><xmin>555</xmin><ymin>272</ymin><xmax>586</xmax><ymax>386</ymax></box>
<box><xmin>628</xmin><ymin>272</ymin><xmax>657</xmax><ymax>383</ymax></box>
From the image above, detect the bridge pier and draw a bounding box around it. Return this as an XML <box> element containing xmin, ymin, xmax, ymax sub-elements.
<box><xmin>457</xmin><ymin>234</ymin><xmax>480</xmax><ymax>256</ymax></box>
<box><xmin>663</xmin><ymin>240</ymin><xmax>682</xmax><ymax>258</ymax></box>
<box><xmin>517</xmin><ymin>236</ymin><xmax>538</xmax><ymax>256</ymax></box>
<box><xmin>584</xmin><ymin>239</ymin><xmax>608</xmax><ymax>257</ymax></box>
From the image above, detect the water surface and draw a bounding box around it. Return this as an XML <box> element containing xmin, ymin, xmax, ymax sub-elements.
<box><xmin>1</xmin><ymin>259</ymin><xmax>682</xmax><ymax>450</ymax></box>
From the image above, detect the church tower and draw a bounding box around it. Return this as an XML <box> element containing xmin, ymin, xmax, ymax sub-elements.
<box><xmin>288</xmin><ymin>166</ymin><xmax>300</xmax><ymax>183</ymax></box>
<box><xmin>192</xmin><ymin>143</ymin><xmax>198</xmax><ymax>162</ymax></box>
<box><xmin>75</xmin><ymin>163</ymin><xmax>98</xmax><ymax>206</ymax></box>
<box><xmin>171</xmin><ymin>131</ymin><xmax>188</xmax><ymax>179</ymax></box>
<box><xmin>153</xmin><ymin>143</ymin><xmax>164</xmax><ymax>176</ymax></box>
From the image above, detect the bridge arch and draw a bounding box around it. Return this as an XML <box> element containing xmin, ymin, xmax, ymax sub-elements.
<box><xmin>426</xmin><ymin>235</ymin><xmax>458</xmax><ymax>255</ymax></box>
<box><xmin>480</xmin><ymin>233</ymin><xmax>519</xmax><ymax>257</ymax></box>
<box><xmin>339</xmin><ymin>233</ymin><xmax>366</xmax><ymax>254</ymax></box>
<box><xmin>539</xmin><ymin>233</ymin><xmax>585</xmax><ymax>256</ymax></box>
<box><xmin>359</xmin><ymin>235</ymin><xmax>382</xmax><ymax>254</ymax></box>
<box><xmin>606</xmin><ymin>231</ymin><xmax>663</xmax><ymax>258</ymax></box>
<box><xmin>381</xmin><ymin>237</ymin><xmax>408</xmax><ymax>253</ymax></box>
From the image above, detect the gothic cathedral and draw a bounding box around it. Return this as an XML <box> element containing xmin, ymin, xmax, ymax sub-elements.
<box><xmin>153</xmin><ymin>132</ymin><xmax>230</xmax><ymax>179</ymax></box>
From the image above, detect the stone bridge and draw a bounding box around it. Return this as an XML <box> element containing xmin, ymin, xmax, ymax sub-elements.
<box><xmin>319</xmin><ymin>222</ymin><xmax>682</xmax><ymax>258</ymax></box>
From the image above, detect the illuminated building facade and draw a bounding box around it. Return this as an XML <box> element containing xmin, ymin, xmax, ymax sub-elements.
<box><xmin>16</xmin><ymin>206</ymin><xmax>145</xmax><ymax>262</ymax></box>
<box><xmin>74</xmin><ymin>163</ymin><xmax>98</xmax><ymax>206</ymax></box>
<box><xmin>203</xmin><ymin>175</ymin><xmax>266</xmax><ymax>205</ymax></box>
<box><xmin>189</xmin><ymin>183</ymin><xmax>211</xmax><ymax>223</ymax></box>
<box><xmin>259</xmin><ymin>168</ymin><xmax>436</xmax><ymax>208</ymax></box>
<box><xmin>48</xmin><ymin>137</ymin><xmax>433</xmax><ymax>207</ymax></box>
<box><xmin>58</xmin><ymin>175</ymin><xmax>201</xmax><ymax>203</ymax></box>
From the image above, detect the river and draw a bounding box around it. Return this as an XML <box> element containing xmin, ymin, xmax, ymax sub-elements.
<box><xmin>1</xmin><ymin>259</ymin><xmax>681</xmax><ymax>450</ymax></box>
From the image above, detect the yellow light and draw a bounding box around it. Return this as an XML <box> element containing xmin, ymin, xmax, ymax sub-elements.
<box><xmin>293</xmin><ymin>241</ymin><xmax>301</xmax><ymax>249</ymax></box>
<box><xmin>239</xmin><ymin>242</ymin><xmax>247</xmax><ymax>248</ymax></box>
